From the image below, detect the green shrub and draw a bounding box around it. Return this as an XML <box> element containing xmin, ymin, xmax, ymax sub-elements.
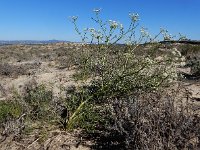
<box><xmin>187</xmin><ymin>57</ymin><xmax>200</xmax><ymax>75</ymax></box>
<box><xmin>67</xmin><ymin>9</ymin><xmax>182</xmax><ymax>130</ymax></box>
<box><xmin>64</xmin><ymin>85</ymin><xmax>112</xmax><ymax>131</ymax></box>
<box><xmin>64</xmin><ymin>9</ymin><xmax>200</xmax><ymax>149</ymax></box>
<box><xmin>0</xmin><ymin>101</ymin><xmax>23</xmax><ymax>123</ymax></box>
<box><xmin>1</xmin><ymin>84</ymin><xmax>61</xmax><ymax>136</ymax></box>
<box><xmin>180</xmin><ymin>44</ymin><xmax>200</xmax><ymax>56</ymax></box>
<box><xmin>23</xmin><ymin>85</ymin><xmax>54</xmax><ymax>121</ymax></box>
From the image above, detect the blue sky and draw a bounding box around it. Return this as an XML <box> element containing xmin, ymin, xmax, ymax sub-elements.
<box><xmin>0</xmin><ymin>0</ymin><xmax>199</xmax><ymax>41</ymax></box>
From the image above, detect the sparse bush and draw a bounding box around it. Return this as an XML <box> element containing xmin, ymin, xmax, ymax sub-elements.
<box><xmin>0</xmin><ymin>62</ymin><xmax>41</xmax><ymax>77</ymax></box>
<box><xmin>180</xmin><ymin>44</ymin><xmax>200</xmax><ymax>74</ymax></box>
<box><xmin>23</xmin><ymin>85</ymin><xmax>54</xmax><ymax>121</ymax></box>
<box><xmin>55</xmin><ymin>47</ymin><xmax>80</xmax><ymax>69</ymax></box>
<box><xmin>0</xmin><ymin>101</ymin><xmax>23</xmax><ymax>124</ymax></box>
<box><xmin>180</xmin><ymin>44</ymin><xmax>200</xmax><ymax>56</ymax></box>
<box><xmin>187</xmin><ymin>57</ymin><xmax>200</xmax><ymax>75</ymax></box>
<box><xmin>0</xmin><ymin>100</ymin><xmax>25</xmax><ymax>138</ymax></box>
<box><xmin>0</xmin><ymin>63</ymin><xmax>25</xmax><ymax>77</ymax></box>
<box><xmin>0</xmin><ymin>83</ymin><xmax>63</xmax><ymax>140</ymax></box>
<box><xmin>105</xmin><ymin>87</ymin><xmax>200</xmax><ymax>149</ymax></box>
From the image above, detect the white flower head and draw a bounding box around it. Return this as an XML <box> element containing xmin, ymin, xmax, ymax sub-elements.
<box><xmin>163</xmin><ymin>72</ymin><xmax>168</xmax><ymax>77</ymax></box>
<box><xmin>145</xmin><ymin>57</ymin><xmax>154</xmax><ymax>64</ymax></box>
<box><xmin>171</xmin><ymin>48</ymin><xmax>181</xmax><ymax>57</ymax></box>
<box><xmin>179</xmin><ymin>33</ymin><xmax>187</xmax><ymax>41</ymax></box>
<box><xmin>83</xmin><ymin>28</ymin><xmax>88</xmax><ymax>31</ymax></box>
<box><xmin>129</xmin><ymin>13</ymin><xmax>140</xmax><ymax>22</ymax></box>
<box><xmin>109</xmin><ymin>20</ymin><xmax>118</xmax><ymax>29</ymax></box>
<box><xmin>93</xmin><ymin>8</ymin><xmax>101</xmax><ymax>13</ymax></box>
<box><xmin>95</xmin><ymin>30</ymin><xmax>103</xmax><ymax>39</ymax></box>
<box><xmin>70</xmin><ymin>16</ymin><xmax>78</xmax><ymax>22</ymax></box>
<box><xmin>89</xmin><ymin>28</ymin><xmax>95</xmax><ymax>32</ymax></box>
<box><xmin>163</xmin><ymin>34</ymin><xmax>173</xmax><ymax>41</ymax></box>
<box><xmin>119</xmin><ymin>23</ymin><xmax>123</xmax><ymax>29</ymax></box>
<box><xmin>180</xmin><ymin>57</ymin><xmax>185</xmax><ymax>62</ymax></box>
<box><xmin>140</xmin><ymin>27</ymin><xmax>149</xmax><ymax>37</ymax></box>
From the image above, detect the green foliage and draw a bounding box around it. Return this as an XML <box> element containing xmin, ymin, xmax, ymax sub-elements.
<box><xmin>24</xmin><ymin>85</ymin><xmax>54</xmax><ymax>121</ymax></box>
<box><xmin>72</xmin><ymin>70</ymin><xmax>91</xmax><ymax>81</ymax></box>
<box><xmin>187</xmin><ymin>57</ymin><xmax>200</xmax><ymax>75</ymax></box>
<box><xmin>0</xmin><ymin>101</ymin><xmax>23</xmax><ymax>123</ymax></box>
<box><xmin>1</xmin><ymin>84</ymin><xmax>60</xmax><ymax>137</ymax></box>
<box><xmin>59</xmin><ymin>9</ymin><xmax>200</xmax><ymax>149</ymax></box>
<box><xmin>180</xmin><ymin>44</ymin><xmax>200</xmax><ymax>75</ymax></box>
<box><xmin>24</xmin><ymin>85</ymin><xmax>52</xmax><ymax>106</ymax></box>
<box><xmin>180</xmin><ymin>44</ymin><xmax>200</xmax><ymax>56</ymax></box>
<box><xmin>67</xmin><ymin>10</ymin><xmax>182</xmax><ymax>132</ymax></box>
<box><xmin>64</xmin><ymin>85</ymin><xmax>109</xmax><ymax>131</ymax></box>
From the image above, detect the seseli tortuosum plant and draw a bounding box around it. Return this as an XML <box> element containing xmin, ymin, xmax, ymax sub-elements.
<box><xmin>66</xmin><ymin>9</ymin><xmax>183</xmax><ymax>132</ymax></box>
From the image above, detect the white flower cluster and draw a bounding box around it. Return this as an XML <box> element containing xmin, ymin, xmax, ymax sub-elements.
<box><xmin>140</xmin><ymin>53</ymin><xmax>179</xmax><ymax>85</ymax></box>
<box><xmin>140</xmin><ymin>27</ymin><xmax>150</xmax><ymax>37</ymax></box>
<box><xmin>171</xmin><ymin>48</ymin><xmax>181</xmax><ymax>57</ymax></box>
<box><xmin>145</xmin><ymin>57</ymin><xmax>154</xmax><ymax>65</ymax></box>
<box><xmin>107</xmin><ymin>20</ymin><xmax>123</xmax><ymax>30</ymax></box>
<box><xmin>179</xmin><ymin>33</ymin><xmax>187</xmax><ymax>41</ymax></box>
<box><xmin>160</xmin><ymin>28</ymin><xmax>173</xmax><ymax>41</ymax></box>
<box><xmin>171</xmin><ymin>48</ymin><xmax>187</xmax><ymax>67</ymax></box>
<box><xmin>70</xmin><ymin>16</ymin><xmax>78</xmax><ymax>22</ymax></box>
<box><xmin>93</xmin><ymin>8</ymin><xmax>101</xmax><ymax>13</ymax></box>
<box><xmin>108</xmin><ymin>20</ymin><xmax>118</xmax><ymax>29</ymax></box>
<box><xmin>129</xmin><ymin>13</ymin><xmax>139</xmax><ymax>22</ymax></box>
<box><xmin>88</xmin><ymin>28</ymin><xmax>103</xmax><ymax>39</ymax></box>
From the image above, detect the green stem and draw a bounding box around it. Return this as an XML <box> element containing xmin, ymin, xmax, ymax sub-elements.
<box><xmin>66</xmin><ymin>99</ymin><xmax>89</xmax><ymax>129</ymax></box>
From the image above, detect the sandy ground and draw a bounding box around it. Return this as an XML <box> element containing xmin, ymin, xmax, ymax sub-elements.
<box><xmin>0</xmin><ymin>60</ymin><xmax>78</xmax><ymax>100</ymax></box>
<box><xmin>0</xmin><ymin>129</ymin><xmax>92</xmax><ymax>150</ymax></box>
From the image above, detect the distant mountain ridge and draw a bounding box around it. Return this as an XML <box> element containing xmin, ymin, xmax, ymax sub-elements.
<box><xmin>1</xmin><ymin>39</ymin><xmax>200</xmax><ymax>46</ymax></box>
<box><xmin>0</xmin><ymin>40</ymin><xmax>68</xmax><ymax>45</ymax></box>
<box><xmin>159</xmin><ymin>40</ymin><xmax>200</xmax><ymax>45</ymax></box>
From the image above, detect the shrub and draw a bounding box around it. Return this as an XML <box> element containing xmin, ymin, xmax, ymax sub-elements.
<box><xmin>0</xmin><ymin>84</ymin><xmax>65</xmax><ymax>142</ymax></box>
<box><xmin>103</xmin><ymin>87</ymin><xmax>200</xmax><ymax>149</ymax></box>
<box><xmin>0</xmin><ymin>101</ymin><xmax>23</xmax><ymax>124</ymax></box>
<box><xmin>0</xmin><ymin>63</ymin><xmax>25</xmax><ymax>77</ymax></box>
<box><xmin>67</xmin><ymin>9</ymin><xmax>182</xmax><ymax>128</ymax></box>
<box><xmin>64</xmin><ymin>9</ymin><xmax>200</xmax><ymax>149</ymax></box>
<box><xmin>185</xmin><ymin>57</ymin><xmax>200</xmax><ymax>76</ymax></box>
<box><xmin>22</xmin><ymin>85</ymin><xmax>55</xmax><ymax>122</ymax></box>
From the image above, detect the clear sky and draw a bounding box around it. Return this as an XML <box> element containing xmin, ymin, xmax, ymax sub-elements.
<box><xmin>0</xmin><ymin>0</ymin><xmax>199</xmax><ymax>41</ymax></box>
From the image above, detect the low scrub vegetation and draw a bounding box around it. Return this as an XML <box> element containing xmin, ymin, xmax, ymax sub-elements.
<box><xmin>0</xmin><ymin>84</ymin><xmax>63</xmax><ymax>142</ymax></box>
<box><xmin>0</xmin><ymin>63</ymin><xmax>26</xmax><ymax>77</ymax></box>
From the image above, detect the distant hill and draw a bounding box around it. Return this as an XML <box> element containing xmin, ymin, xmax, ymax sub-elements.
<box><xmin>159</xmin><ymin>40</ymin><xmax>200</xmax><ymax>45</ymax></box>
<box><xmin>0</xmin><ymin>40</ymin><xmax>68</xmax><ymax>45</ymax></box>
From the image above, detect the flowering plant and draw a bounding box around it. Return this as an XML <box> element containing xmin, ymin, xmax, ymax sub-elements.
<box><xmin>66</xmin><ymin>9</ymin><xmax>184</xmax><ymax>132</ymax></box>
